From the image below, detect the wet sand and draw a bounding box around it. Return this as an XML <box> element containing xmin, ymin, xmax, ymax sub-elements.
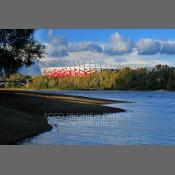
<box><xmin>0</xmin><ymin>90</ymin><xmax>126</xmax><ymax>144</ymax></box>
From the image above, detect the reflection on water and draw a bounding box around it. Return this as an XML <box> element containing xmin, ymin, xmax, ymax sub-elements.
<box><xmin>21</xmin><ymin>90</ymin><xmax>175</xmax><ymax>145</ymax></box>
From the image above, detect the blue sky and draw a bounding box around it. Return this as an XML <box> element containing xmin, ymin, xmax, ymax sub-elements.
<box><xmin>35</xmin><ymin>29</ymin><xmax>175</xmax><ymax>43</ymax></box>
<box><xmin>21</xmin><ymin>29</ymin><xmax>175</xmax><ymax>75</ymax></box>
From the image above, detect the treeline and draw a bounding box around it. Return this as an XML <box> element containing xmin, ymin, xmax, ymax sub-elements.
<box><xmin>28</xmin><ymin>65</ymin><xmax>175</xmax><ymax>91</ymax></box>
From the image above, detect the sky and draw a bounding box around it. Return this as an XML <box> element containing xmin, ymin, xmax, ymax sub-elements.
<box><xmin>21</xmin><ymin>29</ymin><xmax>175</xmax><ymax>75</ymax></box>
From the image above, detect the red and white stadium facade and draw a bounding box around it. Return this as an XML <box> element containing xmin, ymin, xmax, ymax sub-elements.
<box><xmin>41</xmin><ymin>65</ymin><xmax>100</xmax><ymax>78</ymax></box>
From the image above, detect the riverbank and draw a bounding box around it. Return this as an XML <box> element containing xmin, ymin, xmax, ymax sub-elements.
<box><xmin>0</xmin><ymin>90</ymin><xmax>126</xmax><ymax>144</ymax></box>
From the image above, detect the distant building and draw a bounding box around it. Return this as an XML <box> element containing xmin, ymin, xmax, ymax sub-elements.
<box><xmin>41</xmin><ymin>65</ymin><xmax>100</xmax><ymax>78</ymax></box>
<box><xmin>40</xmin><ymin>59</ymin><xmax>151</xmax><ymax>78</ymax></box>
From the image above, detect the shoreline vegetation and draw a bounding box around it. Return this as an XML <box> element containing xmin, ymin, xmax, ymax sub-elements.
<box><xmin>30</xmin><ymin>65</ymin><xmax>175</xmax><ymax>91</ymax></box>
<box><xmin>2</xmin><ymin>64</ymin><xmax>175</xmax><ymax>91</ymax></box>
<box><xmin>0</xmin><ymin>90</ymin><xmax>126</xmax><ymax>145</ymax></box>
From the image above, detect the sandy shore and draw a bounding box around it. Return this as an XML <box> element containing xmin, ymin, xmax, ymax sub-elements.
<box><xmin>0</xmin><ymin>90</ymin><xmax>127</xmax><ymax>144</ymax></box>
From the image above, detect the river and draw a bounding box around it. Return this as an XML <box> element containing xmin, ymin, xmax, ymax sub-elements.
<box><xmin>21</xmin><ymin>90</ymin><xmax>175</xmax><ymax>145</ymax></box>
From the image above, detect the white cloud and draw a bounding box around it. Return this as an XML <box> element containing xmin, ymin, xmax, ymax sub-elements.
<box><xmin>46</xmin><ymin>32</ymin><xmax>175</xmax><ymax>58</ymax></box>
<box><xmin>46</xmin><ymin>35</ymin><xmax>68</xmax><ymax>57</ymax></box>
<box><xmin>136</xmin><ymin>39</ymin><xmax>175</xmax><ymax>55</ymax></box>
<box><xmin>161</xmin><ymin>41</ymin><xmax>175</xmax><ymax>54</ymax></box>
<box><xmin>68</xmin><ymin>42</ymin><xmax>103</xmax><ymax>53</ymax></box>
<box><xmin>109</xmin><ymin>32</ymin><xmax>133</xmax><ymax>54</ymax></box>
<box><xmin>21</xmin><ymin>32</ymin><xmax>175</xmax><ymax>75</ymax></box>
<box><xmin>45</xmin><ymin>32</ymin><xmax>134</xmax><ymax>58</ymax></box>
<box><xmin>136</xmin><ymin>38</ymin><xmax>161</xmax><ymax>55</ymax></box>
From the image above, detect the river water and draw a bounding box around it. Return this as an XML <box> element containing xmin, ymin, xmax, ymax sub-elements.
<box><xmin>21</xmin><ymin>90</ymin><xmax>175</xmax><ymax>145</ymax></box>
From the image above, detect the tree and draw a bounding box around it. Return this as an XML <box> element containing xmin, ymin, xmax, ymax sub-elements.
<box><xmin>0</xmin><ymin>29</ymin><xmax>45</xmax><ymax>76</ymax></box>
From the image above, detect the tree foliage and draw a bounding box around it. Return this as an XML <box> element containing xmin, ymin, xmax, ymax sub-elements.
<box><xmin>0</xmin><ymin>29</ymin><xmax>45</xmax><ymax>75</ymax></box>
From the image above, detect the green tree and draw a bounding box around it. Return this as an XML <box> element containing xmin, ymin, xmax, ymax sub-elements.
<box><xmin>0</xmin><ymin>29</ymin><xmax>45</xmax><ymax>76</ymax></box>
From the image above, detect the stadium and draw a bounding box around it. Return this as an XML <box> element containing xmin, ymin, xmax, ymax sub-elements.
<box><xmin>39</xmin><ymin>59</ymin><xmax>149</xmax><ymax>78</ymax></box>
<box><xmin>39</xmin><ymin>59</ymin><xmax>103</xmax><ymax>78</ymax></box>
<box><xmin>41</xmin><ymin>65</ymin><xmax>99</xmax><ymax>78</ymax></box>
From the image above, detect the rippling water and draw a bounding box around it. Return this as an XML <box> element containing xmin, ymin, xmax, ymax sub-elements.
<box><xmin>21</xmin><ymin>90</ymin><xmax>175</xmax><ymax>145</ymax></box>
